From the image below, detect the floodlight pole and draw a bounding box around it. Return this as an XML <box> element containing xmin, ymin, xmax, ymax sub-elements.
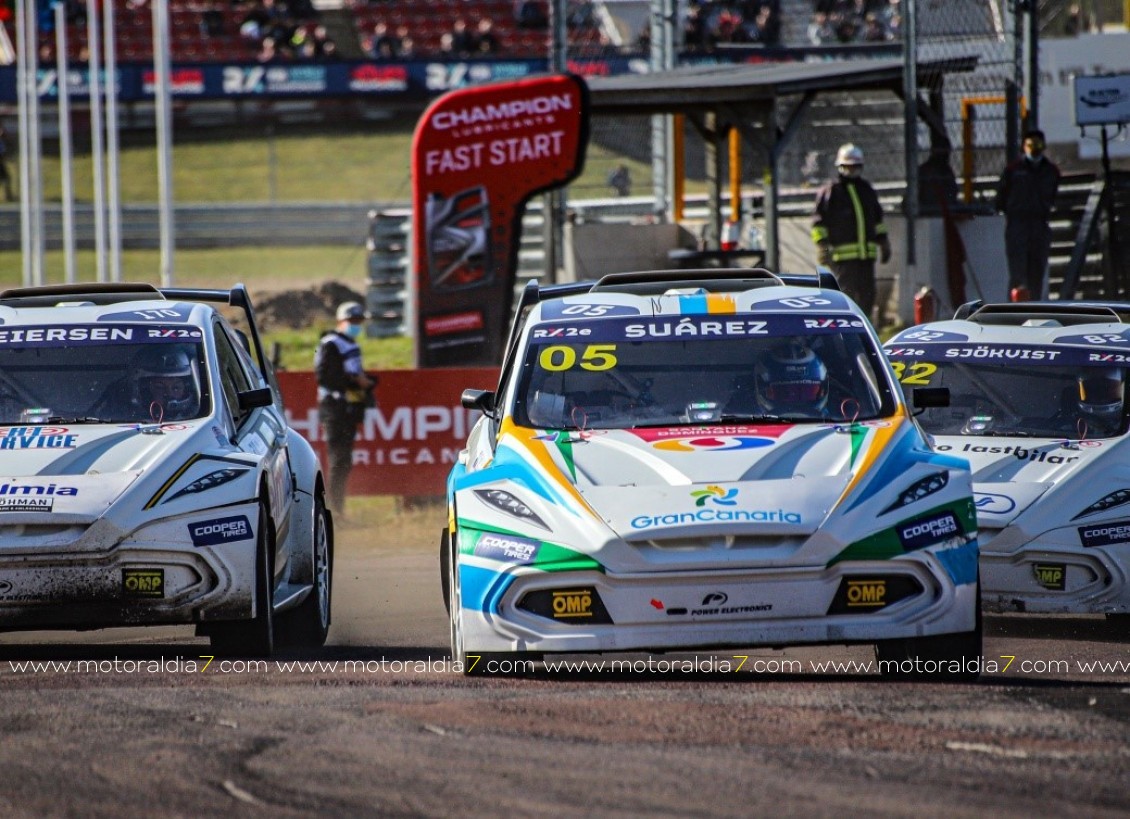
<box><xmin>56</xmin><ymin>5</ymin><xmax>77</xmax><ymax>284</ymax></box>
<box><xmin>650</xmin><ymin>0</ymin><xmax>675</xmax><ymax>222</ymax></box>
<box><xmin>153</xmin><ymin>0</ymin><xmax>177</xmax><ymax>286</ymax></box>
<box><xmin>902</xmin><ymin>0</ymin><xmax>918</xmax><ymax>273</ymax></box>
<box><xmin>544</xmin><ymin>0</ymin><xmax>567</xmax><ymax>284</ymax></box>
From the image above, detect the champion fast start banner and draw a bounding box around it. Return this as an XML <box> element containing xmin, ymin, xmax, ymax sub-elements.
<box><xmin>411</xmin><ymin>73</ymin><xmax>589</xmax><ymax>368</ymax></box>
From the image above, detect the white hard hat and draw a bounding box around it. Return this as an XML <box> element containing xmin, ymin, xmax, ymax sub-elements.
<box><xmin>835</xmin><ymin>143</ymin><xmax>864</xmax><ymax>166</ymax></box>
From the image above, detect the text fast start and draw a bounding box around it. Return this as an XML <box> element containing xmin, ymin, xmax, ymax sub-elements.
<box><xmin>424</xmin><ymin>131</ymin><xmax>565</xmax><ymax>174</ymax></box>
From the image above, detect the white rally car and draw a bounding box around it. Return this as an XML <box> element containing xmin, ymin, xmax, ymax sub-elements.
<box><xmin>443</xmin><ymin>269</ymin><xmax>980</xmax><ymax>676</ymax></box>
<box><xmin>885</xmin><ymin>301</ymin><xmax>1130</xmax><ymax>618</ymax></box>
<box><xmin>0</xmin><ymin>283</ymin><xmax>331</xmax><ymax>655</ymax></box>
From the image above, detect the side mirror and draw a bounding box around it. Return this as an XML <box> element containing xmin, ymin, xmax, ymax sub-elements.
<box><xmin>912</xmin><ymin>387</ymin><xmax>950</xmax><ymax>415</ymax></box>
<box><xmin>461</xmin><ymin>389</ymin><xmax>497</xmax><ymax>417</ymax></box>
<box><xmin>238</xmin><ymin>387</ymin><xmax>274</xmax><ymax>412</ymax></box>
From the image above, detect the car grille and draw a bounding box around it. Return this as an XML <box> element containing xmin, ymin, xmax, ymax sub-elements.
<box><xmin>627</xmin><ymin>534</ymin><xmax>808</xmax><ymax>563</ymax></box>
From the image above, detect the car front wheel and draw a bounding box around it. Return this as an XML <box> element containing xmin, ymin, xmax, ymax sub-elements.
<box><xmin>280</xmin><ymin>492</ymin><xmax>333</xmax><ymax>648</ymax></box>
<box><xmin>210</xmin><ymin>501</ymin><xmax>276</xmax><ymax>657</ymax></box>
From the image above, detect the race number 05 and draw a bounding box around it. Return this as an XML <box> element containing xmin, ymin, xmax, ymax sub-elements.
<box><xmin>539</xmin><ymin>344</ymin><xmax>618</xmax><ymax>372</ymax></box>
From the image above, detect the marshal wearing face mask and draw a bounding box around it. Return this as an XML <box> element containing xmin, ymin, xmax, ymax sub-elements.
<box><xmin>315</xmin><ymin>301</ymin><xmax>378</xmax><ymax>524</ymax></box>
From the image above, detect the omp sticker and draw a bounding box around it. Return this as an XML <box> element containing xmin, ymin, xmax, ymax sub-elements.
<box><xmin>122</xmin><ymin>569</ymin><xmax>164</xmax><ymax>598</ymax></box>
<box><xmin>1033</xmin><ymin>563</ymin><xmax>1066</xmax><ymax>590</ymax></box>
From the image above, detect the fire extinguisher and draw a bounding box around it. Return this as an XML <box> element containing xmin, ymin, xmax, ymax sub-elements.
<box><xmin>1010</xmin><ymin>286</ymin><xmax>1030</xmax><ymax>302</ymax></box>
<box><xmin>914</xmin><ymin>286</ymin><xmax>938</xmax><ymax>325</ymax></box>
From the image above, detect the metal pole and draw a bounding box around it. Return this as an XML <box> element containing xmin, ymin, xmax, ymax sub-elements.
<box><xmin>649</xmin><ymin>0</ymin><xmax>673</xmax><ymax>221</ymax></box>
<box><xmin>153</xmin><ymin>0</ymin><xmax>176</xmax><ymax>286</ymax></box>
<box><xmin>104</xmin><ymin>0</ymin><xmax>123</xmax><ymax>281</ymax></box>
<box><xmin>1025</xmin><ymin>0</ymin><xmax>1039</xmax><ymax>130</ymax></box>
<box><xmin>15</xmin><ymin>0</ymin><xmax>32</xmax><ymax>285</ymax></box>
<box><xmin>87</xmin><ymin>0</ymin><xmax>108</xmax><ymax>282</ymax></box>
<box><xmin>902</xmin><ymin>0</ymin><xmax>918</xmax><ymax>274</ymax></box>
<box><xmin>543</xmin><ymin>0</ymin><xmax>567</xmax><ymax>284</ymax></box>
<box><xmin>56</xmin><ymin>6</ymin><xmax>77</xmax><ymax>284</ymax></box>
<box><xmin>27</xmin><ymin>0</ymin><xmax>43</xmax><ymax>285</ymax></box>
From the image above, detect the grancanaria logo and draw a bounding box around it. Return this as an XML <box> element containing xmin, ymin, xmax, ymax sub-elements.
<box><xmin>691</xmin><ymin>485</ymin><xmax>738</xmax><ymax>507</ymax></box>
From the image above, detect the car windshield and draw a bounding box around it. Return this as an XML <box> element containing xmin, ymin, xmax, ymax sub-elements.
<box><xmin>892</xmin><ymin>355</ymin><xmax>1127</xmax><ymax>439</ymax></box>
<box><xmin>513</xmin><ymin>313</ymin><xmax>896</xmax><ymax>430</ymax></box>
<box><xmin>0</xmin><ymin>324</ymin><xmax>208</xmax><ymax>425</ymax></box>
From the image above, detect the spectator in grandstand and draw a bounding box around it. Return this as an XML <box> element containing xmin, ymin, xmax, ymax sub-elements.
<box><xmin>683</xmin><ymin>1</ymin><xmax>710</xmax><ymax>51</ymax></box>
<box><xmin>200</xmin><ymin>0</ymin><xmax>225</xmax><ymax>38</ymax></box>
<box><xmin>861</xmin><ymin>12</ymin><xmax>888</xmax><ymax>41</ymax></box>
<box><xmin>397</xmin><ymin>28</ymin><xmax>416</xmax><ymax>58</ymax></box>
<box><xmin>256</xmin><ymin>35</ymin><xmax>281</xmax><ymax>62</ymax></box>
<box><xmin>473</xmin><ymin>17</ymin><xmax>500</xmax><ymax>55</ymax></box>
<box><xmin>365</xmin><ymin>20</ymin><xmax>400</xmax><ymax>59</ymax></box>
<box><xmin>448</xmin><ymin>18</ymin><xmax>476</xmax><ymax>56</ymax></box>
<box><xmin>811</xmin><ymin>143</ymin><xmax>891</xmax><ymax>324</ymax></box>
<box><xmin>832</xmin><ymin>11</ymin><xmax>860</xmax><ymax>42</ymax></box>
<box><xmin>995</xmin><ymin>129</ymin><xmax>1061</xmax><ymax>299</ymax></box>
<box><xmin>807</xmin><ymin>11</ymin><xmax>836</xmax><ymax>44</ymax></box>
<box><xmin>748</xmin><ymin>4</ymin><xmax>781</xmax><ymax>45</ymax></box>
<box><xmin>514</xmin><ymin>0</ymin><xmax>548</xmax><ymax>29</ymax></box>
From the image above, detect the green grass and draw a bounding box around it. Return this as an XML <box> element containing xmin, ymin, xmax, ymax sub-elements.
<box><xmin>0</xmin><ymin>245</ymin><xmax>413</xmax><ymax>370</ymax></box>
<box><xmin>26</xmin><ymin>119</ymin><xmax>657</xmax><ymax>205</ymax></box>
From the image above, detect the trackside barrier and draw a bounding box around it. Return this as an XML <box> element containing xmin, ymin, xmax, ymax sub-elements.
<box><xmin>277</xmin><ymin>368</ymin><xmax>498</xmax><ymax>497</ymax></box>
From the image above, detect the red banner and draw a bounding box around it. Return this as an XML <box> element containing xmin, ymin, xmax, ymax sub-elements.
<box><xmin>277</xmin><ymin>368</ymin><xmax>498</xmax><ymax>497</ymax></box>
<box><xmin>411</xmin><ymin>73</ymin><xmax>589</xmax><ymax>368</ymax></box>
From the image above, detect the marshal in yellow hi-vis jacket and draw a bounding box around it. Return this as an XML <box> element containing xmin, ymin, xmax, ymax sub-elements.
<box><xmin>811</xmin><ymin>143</ymin><xmax>891</xmax><ymax>324</ymax></box>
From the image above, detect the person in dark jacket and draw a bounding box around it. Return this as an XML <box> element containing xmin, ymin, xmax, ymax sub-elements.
<box><xmin>811</xmin><ymin>143</ymin><xmax>891</xmax><ymax>323</ymax></box>
<box><xmin>315</xmin><ymin>301</ymin><xmax>376</xmax><ymax>524</ymax></box>
<box><xmin>995</xmin><ymin>129</ymin><xmax>1061</xmax><ymax>299</ymax></box>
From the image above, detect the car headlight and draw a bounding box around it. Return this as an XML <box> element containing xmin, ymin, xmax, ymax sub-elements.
<box><xmin>473</xmin><ymin>488</ymin><xmax>549</xmax><ymax>530</ymax></box>
<box><xmin>881</xmin><ymin>471</ymin><xmax>948</xmax><ymax>514</ymax></box>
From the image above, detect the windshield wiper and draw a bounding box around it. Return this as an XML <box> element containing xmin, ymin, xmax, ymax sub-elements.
<box><xmin>715</xmin><ymin>413</ymin><xmax>786</xmax><ymax>424</ymax></box>
<box><xmin>45</xmin><ymin>416</ymin><xmax>117</xmax><ymax>425</ymax></box>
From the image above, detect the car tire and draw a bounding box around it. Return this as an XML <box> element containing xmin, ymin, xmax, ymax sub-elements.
<box><xmin>210</xmin><ymin>501</ymin><xmax>276</xmax><ymax>657</ymax></box>
<box><xmin>875</xmin><ymin>584</ymin><xmax>983</xmax><ymax>681</ymax></box>
<box><xmin>439</xmin><ymin>527</ymin><xmax>451</xmax><ymax>615</ymax></box>
<box><xmin>280</xmin><ymin>492</ymin><xmax>333</xmax><ymax>649</ymax></box>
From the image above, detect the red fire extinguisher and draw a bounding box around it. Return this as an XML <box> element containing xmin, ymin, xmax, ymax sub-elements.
<box><xmin>914</xmin><ymin>286</ymin><xmax>938</xmax><ymax>325</ymax></box>
<box><xmin>1010</xmin><ymin>286</ymin><xmax>1030</xmax><ymax>302</ymax></box>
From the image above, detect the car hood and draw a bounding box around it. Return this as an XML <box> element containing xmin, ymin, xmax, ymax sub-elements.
<box><xmin>931</xmin><ymin>434</ymin><xmax>1103</xmax><ymax>526</ymax></box>
<box><xmin>516</xmin><ymin>421</ymin><xmax>898</xmax><ymax>539</ymax></box>
<box><xmin>0</xmin><ymin>422</ymin><xmax>205</xmax><ymax>516</ymax></box>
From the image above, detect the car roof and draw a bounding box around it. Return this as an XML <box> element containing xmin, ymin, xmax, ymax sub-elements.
<box><xmin>890</xmin><ymin>301</ymin><xmax>1130</xmax><ymax>344</ymax></box>
<box><xmin>0</xmin><ymin>283</ymin><xmax>272</xmax><ymax>382</ymax></box>
<box><xmin>520</xmin><ymin>268</ymin><xmax>851</xmax><ymax>323</ymax></box>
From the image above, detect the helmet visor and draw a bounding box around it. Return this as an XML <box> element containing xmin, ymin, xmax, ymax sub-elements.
<box><xmin>766</xmin><ymin>380</ymin><xmax>825</xmax><ymax>404</ymax></box>
<box><xmin>1080</xmin><ymin>374</ymin><xmax>1123</xmax><ymax>405</ymax></box>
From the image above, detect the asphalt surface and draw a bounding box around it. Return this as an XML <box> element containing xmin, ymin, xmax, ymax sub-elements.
<box><xmin>1</xmin><ymin>522</ymin><xmax>1128</xmax><ymax>817</ymax></box>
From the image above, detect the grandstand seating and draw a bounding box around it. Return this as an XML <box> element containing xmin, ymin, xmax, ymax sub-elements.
<box><xmin>0</xmin><ymin>0</ymin><xmax>612</xmax><ymax>64</ymax></box>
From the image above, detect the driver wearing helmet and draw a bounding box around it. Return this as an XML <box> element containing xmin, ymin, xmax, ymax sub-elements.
<box><xmin>1074</xmin><ymin>368</ymin><xmax>1125</xmax><ymax>436</ymax></box>
<box><xmin>750</xmin><ymin>340</ymin><xmax>830</xmax><ymax>417</ymax></box>
<box><xmin>132</xmin><ymin>346</ymin><xmax>201</xmax><ymax>421</ymax></box>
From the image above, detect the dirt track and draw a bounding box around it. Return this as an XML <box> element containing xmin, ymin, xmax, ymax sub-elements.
<box><xmin>1</xmin><ymin>521</ymin><xmax>1128</xmax><ymax>817</ymax></box>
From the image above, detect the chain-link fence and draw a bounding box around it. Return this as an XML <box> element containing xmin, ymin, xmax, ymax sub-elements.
<box><xmin>569</xmin><ymin>0</ymin><xmax>1022</xmax><ymax>211</ymax></box>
